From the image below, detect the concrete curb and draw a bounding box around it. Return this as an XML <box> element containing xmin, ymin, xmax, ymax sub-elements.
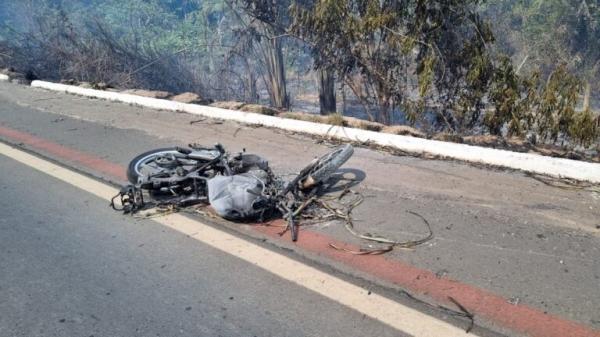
<box><xmin>0</xmin><ymin>74</ymin><xmax>10</xmax><ymax>82</ymax></box>
<box><xmin>31</xmin><ymin>80</ymin><xmax>600</xmax><ymax>183</ymax></box>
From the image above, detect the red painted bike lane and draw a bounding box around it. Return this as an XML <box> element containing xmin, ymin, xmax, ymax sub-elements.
<box><xmin>1</xmin><ymin>124</ymin><xmax>598</xmax><ymax>337</ymax></box>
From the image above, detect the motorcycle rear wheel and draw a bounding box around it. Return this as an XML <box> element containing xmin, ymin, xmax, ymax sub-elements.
<box><xmin>127</xmin><ymin>148</ymin><xmax>195</xmax><ymax>184</ymax></box>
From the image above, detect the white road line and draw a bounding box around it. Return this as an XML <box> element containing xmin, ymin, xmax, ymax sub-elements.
<box><xmin>0</xmin><ymin>141</ymin><xmax>477</xmax><ymax>337</ymax></box>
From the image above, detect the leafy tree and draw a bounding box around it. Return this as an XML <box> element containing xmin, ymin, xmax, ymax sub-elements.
<box><xmin>241</xmin><ymin>0</ymin><xmax>336</xmax><ymax>114</ymax></box>
<box><xmin>523</xmin><ymin>0</ymin><xmax>599</xmax><ymax>110</ymax></box>
<box><xmin>232</xmin><ymin>0</ymin><xmax>291</xmax><ymax>109</ymax></box>
<box><xmin>486</xmin><ymin>56</ymin><xmax>537</xmax><ymax>136</ymax></box>
<box><xmin>488</xmin><ymin>59</ymin><xmax>599</xmax><ymax>146</ymax></box>
<box><xmin>1</xmin><ymin>0</ymin><xmax>598</xmax><ymax>148</ymax></box>
<box><xmin>291</xmin><ymin>0</ymin><xmax>495</xmax><ymax>128</ymax></box>
<box><xmin>483</xmin><ymin>0</ymin><xmax>600</xmax><ymax>110</ymax></box>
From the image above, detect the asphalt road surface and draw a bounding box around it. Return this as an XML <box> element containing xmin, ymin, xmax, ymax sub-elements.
<box><xmin>1</xmin><ymin>80</ymin><xmax>599</xmax><ymax>337</ymax></box>
<box><xmin>0</xmin><ymin>148</ymin><xmax>412</xmax><ymax>337</ymax></box>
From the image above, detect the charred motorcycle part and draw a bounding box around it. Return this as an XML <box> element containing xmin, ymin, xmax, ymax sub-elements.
<box><xmin>110</xmin><ymin>184</ymin><xmax>145</xmax><ymax>214</ymax></box>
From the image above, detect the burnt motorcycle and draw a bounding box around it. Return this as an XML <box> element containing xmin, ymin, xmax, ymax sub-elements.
<box><xmin>111</xmin><ymin>143</ymin><xmax>354</xmax><ymax>241</ymax></box>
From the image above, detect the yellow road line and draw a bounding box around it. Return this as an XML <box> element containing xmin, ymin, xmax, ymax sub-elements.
<box><xmin>0</xmin><ymin>141</ymin><xmax>477</xmax><ymax>337</ymax></box>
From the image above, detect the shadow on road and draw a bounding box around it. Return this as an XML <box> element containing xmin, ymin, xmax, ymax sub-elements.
<box><xmin>322</xmin><ymin>168</ymin><xmax>366</xmax><ymax>193</ymax></box>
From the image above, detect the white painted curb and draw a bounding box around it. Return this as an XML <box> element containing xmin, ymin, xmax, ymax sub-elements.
<box><xmin>31</xmin><ymin>80</ymin><xmax>600</xmax><ymax>183</ymax></box>
<box><xmin>0</xmin><ymin>74</ymin><xmax>9</xmax><ymax>82</ymax></box>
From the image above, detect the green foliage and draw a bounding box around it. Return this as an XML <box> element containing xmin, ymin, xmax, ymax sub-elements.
<box><xmin>570</xmin><ymin>108</ymin><xmax>600</xmax><ymax>147</ymax></box>
<box><xmin>418</xmin><ymin>55</ymin><xmax>436</xmax><ymax>99</ymax></box>
<box><xmin>535</xmin><ymin>65</ymin><xmax>581</xmax><ymax>142</ymax></box>
<box><xmin>234</xmin><ymin>0</ymin><xmax>294</xmax><ymax>109</ymax></box>
<box><xmin>0</xmin><ymin>0</ymin><xmax>241</xmax><ymax>95</ymax></box>
<box><xmin>1</xmin><ymin>0</ymin><xmax>598</xmax><ymax>148</ymax></box>
<box><xmin>91</xmin><ymin>0</ymin><xmax>225</xmax><ymax>53</ymax></box>
<box><xmin>481</xmin><ymin>0</ymin><xmax>600</xmax><ymax>147</ymax></box>
<box><xmin>487</xmin><ymin>56</ymin><xmax>535</xmax><ymax>136</ymax></box>
<box><xmin>487</xmin><ymin>61</ymin><xmax>599</xmax><ymax>146</ymax></box>
<box><xmin>291</xmin><ymin>0</ymin><xmax>496</xmax><ymax>128</ymax></box>
<box><xmin>482</xmin><ymin>0</ymin><xmax>600</xmax><ymax>104</ymax></box>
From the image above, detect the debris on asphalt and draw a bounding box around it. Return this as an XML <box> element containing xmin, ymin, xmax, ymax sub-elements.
<box><xmin>448</xmin><ymin>296</ymin><xmax>475</xmax><ymax>333</ymax></box>
<box><xmin>124</xmin><ymin>183</ymin><xmax>434</xmax><ymax>255</ymax></box>
<box><xmin>318</xmin><ymin>192</ymin><xmax>434</xmax><ymax>253</ymax></box>
<box><xmin>112</xmin><ymin>143</ymin><xmax>433</xmax><ymax>255</ymax></box>
<box><xmin>269</xmin><ymin>187</ymin><xmax>434</xmax><ymax>255</ymax></box>
<box><xmin>189</xmin><ymin>118</ymin><xmax>224</xmax><ymax>125</ymax></box>
<box><xmin>400</xmin><ymin>290</ymin><xmax>476</xmax><ymax>333</ymax></box>
<box><xmin>435</xmin><ymin>269</ymin><xmax>449</xmax><ymax>279</ymax></box>
<box><xmin>328</xmin><ymin>243</ymin><xmax>393</xmax><ymax>255</ymax></box>
<box><xmin>132</xmin><ymin>204</ymin><xmax>179</xmax><ymax>219</ymax></box>
<box><xmin>526</xmin><ymin>172</ymin><xmax>600</xmax><ymax>191</ymax></box>
<box><xmin>189</xmin><ymin>118</ymin><xmax>206</xmax><ymax>124</ymax></box>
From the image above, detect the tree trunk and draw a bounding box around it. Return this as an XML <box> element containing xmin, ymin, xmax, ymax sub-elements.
<box><xmin>318</xmin><ymin>69</ymin><xmax>336</xmax><ymax>115</ymax></box>
<box><xmin>583</xmin><ymin>80</ymin><xmax>591</xmax><ymax>111</ymax></box>
<box><xmin>378</xmin><ymin>100</ymin><xmax>391</xmax><ymax>125</ymax></box>
<box><xmin>376</xmin><ymin>82</ymin><xmax>392</xmax><ymax>124</ymax></box>
<box><xmin>265</xmin><ymin>36</ymin><xmax>289</xmax><ymax>110</ymax></box>
<box><xmin>340</xmin><ymin>83</ymin><xmax>347</xmax><ymax>115</ymax></box>
<box><xmin>246</xmin><ymin>71</ymin><xmax>257</xmax><ymax>103</ymax></box>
